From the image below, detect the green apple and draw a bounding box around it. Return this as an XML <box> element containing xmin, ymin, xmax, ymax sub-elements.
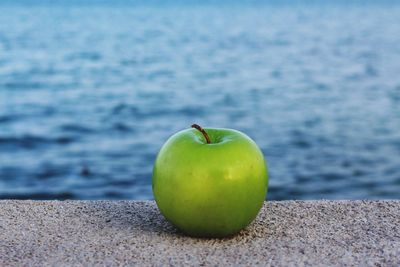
<box><xmin>152</xmin><ymin>124</ymin><xmax>268</xmax><ymax>238</ymax></box>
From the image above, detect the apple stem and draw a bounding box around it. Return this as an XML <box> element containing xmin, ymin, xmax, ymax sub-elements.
<box><xmin>191</xmin><ymin>124</ymin><xmax>211</xmax><ymax>144</ymax></box>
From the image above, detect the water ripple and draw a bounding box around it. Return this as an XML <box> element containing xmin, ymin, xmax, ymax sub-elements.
<box><xmin>0</xmin><ymin>4</ymin><xmax>400</xmax><ymax>200</ymax></box>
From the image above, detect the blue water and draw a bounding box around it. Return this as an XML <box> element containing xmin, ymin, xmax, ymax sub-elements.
<box><xmin>1</xmin><ymin>3</ymin><xmax>400</xmax><ymax>200</ymax></box>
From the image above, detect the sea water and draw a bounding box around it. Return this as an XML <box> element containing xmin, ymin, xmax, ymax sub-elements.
<box><xmin>0</xmin><ymin>2</ymin><xmax>400</xmax><ymax>200</ymax></box>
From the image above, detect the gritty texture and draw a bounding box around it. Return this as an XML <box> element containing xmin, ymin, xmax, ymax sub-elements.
<box><xmin>0</xmin><ymin>200</ymin><xmax>399</xmax><ymax>267</ymax></box>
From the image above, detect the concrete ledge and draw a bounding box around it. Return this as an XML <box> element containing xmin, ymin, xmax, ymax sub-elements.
<box><xmin>0</xmin><ymin>200</ymin><xmax>399</xmax><ymax>266</ymax></box>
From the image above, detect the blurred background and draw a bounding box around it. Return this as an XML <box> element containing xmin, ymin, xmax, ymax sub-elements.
<box><xmin>0</xmin><ymin>0</ymin><xmax>399</xmax><ymax>200</ymax></box>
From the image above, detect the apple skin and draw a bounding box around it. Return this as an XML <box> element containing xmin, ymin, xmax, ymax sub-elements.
<box><xmin>152</xmin><ymin>127</ymin><xmax>268</xmax><ymax>238</ymax></box>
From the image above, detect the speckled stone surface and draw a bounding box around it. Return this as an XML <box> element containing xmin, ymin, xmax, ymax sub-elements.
<box><xmin>0</xmin><ymin>200</ymin><xmax>399</xmax><ymax>266</ymax></box>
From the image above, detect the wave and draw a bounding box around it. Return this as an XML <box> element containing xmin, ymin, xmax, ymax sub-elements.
<box><xmin>0</xmin><ymin>134</ymin><xmax>78</xmax><ymax>149</ymax></box>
